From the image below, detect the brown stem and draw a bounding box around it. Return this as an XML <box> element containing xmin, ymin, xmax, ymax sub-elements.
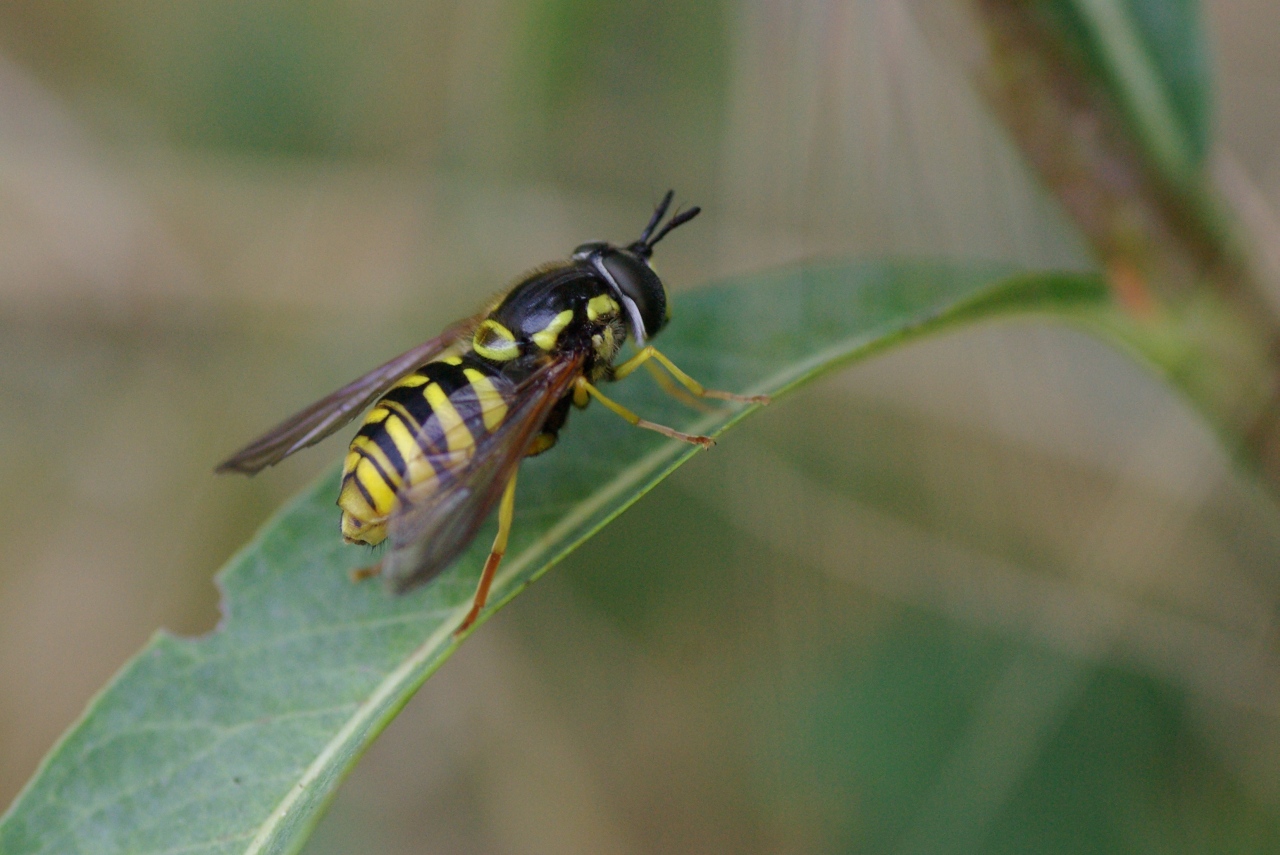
<box><xmin>909</xmin><ymin>0</ymin><xmax>1280</xmax><ymax>492</ymax></box>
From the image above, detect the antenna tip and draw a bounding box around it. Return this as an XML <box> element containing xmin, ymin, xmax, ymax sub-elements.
<box><xmin>633</xmin><ymin>191</ymin><xmax>700</xmax><ymax>254</ymax></box>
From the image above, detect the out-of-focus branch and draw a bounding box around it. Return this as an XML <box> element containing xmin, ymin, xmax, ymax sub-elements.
<box><xmin>908</xmin><ymin>0</ymin><xmax>1280</xmax><ymax>491</ymax></box>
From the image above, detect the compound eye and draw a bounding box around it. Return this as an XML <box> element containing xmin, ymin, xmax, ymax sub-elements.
<box><xmin>602</xmin><ymin>251</ymin><xmax>667</xmax><ymax>337</ymax></box>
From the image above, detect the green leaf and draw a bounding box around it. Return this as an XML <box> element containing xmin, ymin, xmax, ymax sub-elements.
<box><xmin>0</xmin><ymin>261</ymin><xmax>1108</xmax><ymax>855</ymax></box>
<box><xmin>1037</xmin><ymin>0</ymin><xmax>1212</xmax><ymax>182</ymax></box>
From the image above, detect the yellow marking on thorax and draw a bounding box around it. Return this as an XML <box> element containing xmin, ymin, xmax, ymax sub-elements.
<box><xmin>531</xmin><ymin>309</ymin><xmax>575</xmax><ymax>351</ymax></box>
<box><xmin>473</xmin><ymin>320</ymin><xmax>520</xmax><ymax>361</ymax></box>
<box><xmin>586</xmin><ymin>293</ymin><xmax>619</xmax><ymax>321</ymax></box>
<box><xmin>442</xmin><ymin>355</ymin><xmax>464</xmax><ymax>365</ymax></box>
<box><xmin>424</xmin><ymin>383</ymin><xmax>476</xmax><ymax>453</ymax></box>
<box><xmin>463</xmin><ymin>368</ymin><xmax>509</xmax><ymax>432</ymax></box>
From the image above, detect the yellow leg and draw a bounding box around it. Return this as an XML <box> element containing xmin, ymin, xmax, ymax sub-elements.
<box><xmin>643</xmin><ymin>361</ymin><xmax>714</xmax><ymax>412</ymax></box>
<box><xmin>456</xmin><ymin>471</ymin><xmax>518</xmax><ymax>635</ymax></box>
<box><xmin>576</xmin><ymin>377</ymin><xmax>715</xmax><ymax>448</ymax></box>
<box><xmin>614</xmin><ymin>346</ymin><xmax>771</xmax><ymax>404</ymax></box>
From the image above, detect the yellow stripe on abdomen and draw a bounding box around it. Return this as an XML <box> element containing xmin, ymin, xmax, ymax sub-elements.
<box><xmin>423</xmin><ymin>382</ymin><xmax>476</xmax><ymax>453</ymax></box>
<box><xmin>463</xmin><ymin>368</ymin><xmax>509</xmax><ymax>433</ymax></box>
<box><xmin>344</xmin><ymin>457</ymin><xmax>397</xmax><ymax>515</ymax></box>
<box><xmin>339</xmin><ymin>355</ymin><xmax>511</xmax><ymax>546</ymax></box>
<box><xmin>382</xmin><ymin>412</ymin><xmax>442</xmax><ymax>484</ymax></box>
<box><xmin>349</xmin><ymin>431</ymin><xmax>403</xmax><ymax>490</ymax></box>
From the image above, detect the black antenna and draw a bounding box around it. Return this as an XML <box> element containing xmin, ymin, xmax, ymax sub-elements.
<box><xmin>631</xmin><ymin>190</ymin><xmax>700</xmax><ymax>258</ymax></box>
<box><xmin>636</xmin><ymin>190</ymin><xmax>674</xmax><ymax>247</ymax></box>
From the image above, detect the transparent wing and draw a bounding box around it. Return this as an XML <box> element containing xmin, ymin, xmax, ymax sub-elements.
<box><xmin>216</xmin><ymin>316</ymin><xmax>479</xmax><ymax>474</ymax></box>
<box><xmin>381</xmin><ymin>353</ymin><xmax>585</xmax><ymax>593</ymax></box>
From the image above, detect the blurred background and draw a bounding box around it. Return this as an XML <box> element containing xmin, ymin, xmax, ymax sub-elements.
<box><xmin>1</xmin><ymin>0</ymin><xmax>1279</xmax><ymax>851</ymax></box>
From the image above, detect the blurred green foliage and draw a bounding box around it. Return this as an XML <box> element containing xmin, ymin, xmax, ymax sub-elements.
<box><xmin>516</xmin><ymin>0</ymin><xmax>729</xmax><ymax>189</ymax></box>
<box><xmin>1037</xmin><ymin>0</ymin><xmax>1211</xmax><ymax>180</ymax></box>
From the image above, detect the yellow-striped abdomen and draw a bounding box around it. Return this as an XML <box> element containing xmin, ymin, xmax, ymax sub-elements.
<box><xmin>339</xmin><ymin>356</ymin><xmax>512</xmax><ymax>545</ymax></box>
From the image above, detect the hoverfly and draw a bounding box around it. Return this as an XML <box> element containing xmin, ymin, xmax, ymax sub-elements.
<box><xmin>218</xmin><ymin>191</ymin><xmax>767</xmax><ymax>634</ymax></box>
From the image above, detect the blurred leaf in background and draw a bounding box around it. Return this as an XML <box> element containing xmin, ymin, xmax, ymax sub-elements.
<box><xmin>1036</xmin><ymin>0</ymin><xmax>1212</xmax><ymax>183</ymax></box>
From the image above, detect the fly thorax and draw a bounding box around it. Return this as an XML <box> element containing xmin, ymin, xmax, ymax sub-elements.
<box><xmin>485</xmin><ymin>270</ymin><xmax>587</xmax><ymax>357</ymax></box>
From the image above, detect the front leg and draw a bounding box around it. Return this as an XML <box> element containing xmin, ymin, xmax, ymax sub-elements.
<box><xmin>575</xmin><ymin>377</ymin><xmax>714</xmax><ymax>448</ymax></box>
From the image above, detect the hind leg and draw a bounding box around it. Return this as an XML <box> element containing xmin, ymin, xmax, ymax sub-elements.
<box><xmin>455</xmin><ymin>471</ymin><xmax>519</xmax><ymax>635</ymax></box>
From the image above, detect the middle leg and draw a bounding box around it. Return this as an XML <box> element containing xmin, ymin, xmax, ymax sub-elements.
<box><xmin>576</xmin><ymin>377</ymin><xmax>715</xmax><ymax>448</ymax></box>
